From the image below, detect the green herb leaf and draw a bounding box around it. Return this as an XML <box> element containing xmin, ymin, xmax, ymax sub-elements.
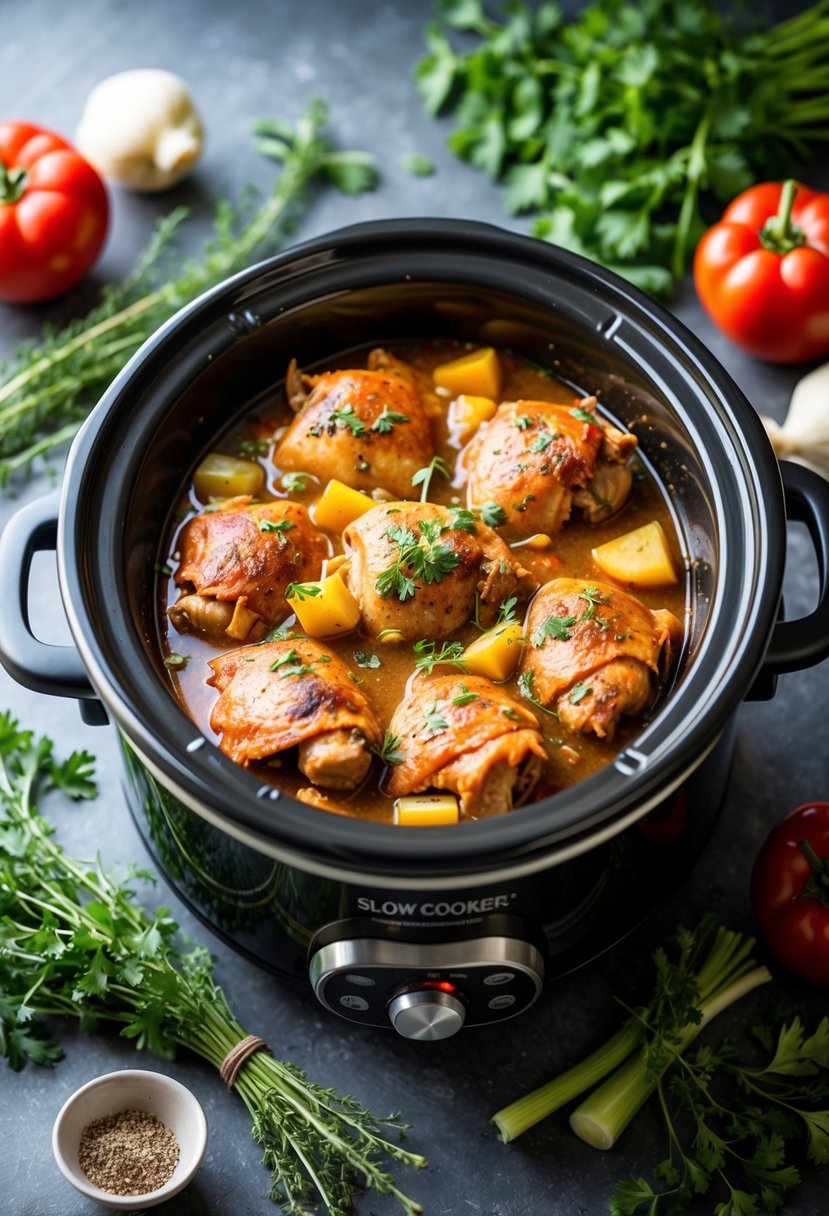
<box><xmin>285</xmin><ymin>582</ymin><xmax>322</xmax><ymax>601</ymax></box>
<box><xmin>370</xmin><ymin>407</ymin><xmax>410</xmax><ymax>434</ymax></box>
<box><xmin>353</xmin><ymin>650</ymin><xmax>381</xmax><ymax>669</ymax></box>
<box><xmin>399</xmin><ymin>152</ymin><xmax>436</xmax><ymax>177</ymax></box>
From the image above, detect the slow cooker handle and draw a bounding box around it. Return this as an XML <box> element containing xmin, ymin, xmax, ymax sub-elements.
<box><xmin>0</xmin><ymin>491</ymin><xmax>96</xmax><ymax>701</ymax></box>
<box><xmin>762</xmin><ymin>459</ymin><xmax>829</xmax><ymax>674</ymax></box>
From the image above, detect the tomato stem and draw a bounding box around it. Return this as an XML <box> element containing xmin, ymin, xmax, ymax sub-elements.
<box><xmin>759</xmin><ymin>179</ymin><xmax>807</xmax><ymax>254</ymax></box>
<box><xmin>0</xmin><ymin>159</ymin><xmax>28</xmax><ymax>205</ymax></box>
<box><xmin>798</xmin><ymin>837</ymin><xmax>829</xmax><ymax>907</ymax></box>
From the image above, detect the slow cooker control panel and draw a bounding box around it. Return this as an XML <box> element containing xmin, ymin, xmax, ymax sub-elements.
<box><xmin>308</xmin><ymin>937</ymin><xmax>545</xmax><ymax>1039</ymax></box>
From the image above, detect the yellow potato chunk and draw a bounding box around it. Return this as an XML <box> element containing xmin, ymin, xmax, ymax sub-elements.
<box><xmin>591</xmin><ymin>520</ymin><xmax>678</xmax><ymax>587</ymax></box>
<box><xmin>193</xmin><ymin>452</ymin><xmax>265</xmax><ymax>501</ymax></box>
<box><xmin>449</xmin><ymin>393</ymin><xmax>498</xmax><ymax>443</ymax></box>
<box><xmin>394</xmin><ymin>794</ymin><xmax>460</xmax><ymax>826</ymax></box>
<box><xmin>313</xmin><ymin>478</ymin><xmax>374</xmax><ymax>533</ymax></box>
<box><xmin>287</xmin><ymin>571</ymin><xmax>361</xmax><ymax>637</ymax></box>
<box><xmin>461</xmin><ymin>621</ymin><xmax>524</xmax><ymax>681</ymax></box>
<box><xmin>433</xmin><ymin>347</ymin><xmax>503</xmax><ymax>399</ymax></box>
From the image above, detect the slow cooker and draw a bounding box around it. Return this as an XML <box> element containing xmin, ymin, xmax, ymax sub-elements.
<box><xmin>2</xmin><ymin>220</ymin><xmax>828</xmax><ymax>1041</ymax></box>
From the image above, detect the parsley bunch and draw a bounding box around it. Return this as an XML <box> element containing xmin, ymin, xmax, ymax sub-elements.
<box><xmin>0</xmin><ymin>713</ymin><xmax>424</xmax><ymax>1215</ymax></box>
<box><xmin>415</xmin><ymin>0</ymin><xmax>829</xmax><ymax>294</ymax></box>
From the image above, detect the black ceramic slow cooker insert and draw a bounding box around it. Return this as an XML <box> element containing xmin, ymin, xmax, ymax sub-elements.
<box><xmin>2</xmin><ymin>220</ymin><xmax>828</xmax><ymax>1040</ymax></box>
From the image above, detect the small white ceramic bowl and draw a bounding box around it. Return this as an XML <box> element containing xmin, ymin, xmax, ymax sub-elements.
<box><xmin>52</xmin><ymin>1068</ymin><xmax>208</xmax><ymax>1210</ymax></box>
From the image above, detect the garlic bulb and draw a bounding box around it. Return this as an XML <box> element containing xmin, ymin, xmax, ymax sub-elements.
<box><xmin>762</xmin><ymin>362</ymin><xmax>829</xmax><ymax>481</ymax></box>
<box><xmin>75</xmin><ymin>69</ymin><xmax>204</xmax><ymax>192</ymax></box>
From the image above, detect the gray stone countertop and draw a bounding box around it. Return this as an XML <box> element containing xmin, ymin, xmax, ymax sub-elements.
<box><xmin>0</xmin><ymin>2</ymin><xmax>827</xmax><ymax>1214</ymax></box>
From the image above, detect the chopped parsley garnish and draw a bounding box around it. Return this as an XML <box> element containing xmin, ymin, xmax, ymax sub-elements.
<box><xmin>280</xmin><ymin>471</ymin><xmax>313</xmax><ymax>493</ymax></box>
<box><xmin>578</xmin><ymin>585</ymin><xmax>611</xmax><ymax>619</ymax></box>
<box><xmin>497</xmin><ymin>595</ymin><xmax>519</xmax><ymax>626</ymax></box>
<box><xmin>354</xmin><ymin>650</ymin><xmax>381</xmax><ymax>669</ymax></box>
<box><xmin>329</xmin><ymin>404</ymin><xmax>367</xmax><ymax>436</ymax></box>
<box><xmin>502</xmin><ymin>707</ymin><xmax>522</xmax><ymax>722</ymax></box>
<box><xmin>569</xmin><ymin>681</ymin><xmax>592</xmax><ymax>704</ymax></box>
<box><xmin>285</xmin><ymin>582</ymin><xmax>322</xmax><ymax>601</ymax></box>
<box><xmin>270</xmin><ymin>649</ymin><xmax>331</xmax><ymax>679</ymax></box>
<box><xmin>512</xmin><ymin>493</ymin><xmax>535</xmax><ymax>513</ymax></box>
<box><xmin>480</xmin><ymin>501</ymin><xmax>507</xmax><ymax>528</ymax></box>
<box><xmin>375</xmin><ymin>521</ymin><xmax>460</xmax><ymax>601</ymax></box>
<box><xmin>571</xmin><ymin>406</ymin><xmax>602</xmax><ymax>426</ymax></box>
<box><xmin>413</xmin><ymin>639</ymin><xmax>468</xmax><ymax>675</ymax></box>
<box><xmin>447</xmin><ymin>506</ymin><xmax>478</xmax><ymax>534</ymax></box>
<box><xmin>451</xmin><ymin>683</ymin><xmax>480</xmax><ymax>706</ymax></box>
<box><xmin>517</xmin><ymin>670</ymin><xmax>559</xmax><ymax>717</ymax></box>
<box><xmin>371</xmin><ymin>407</ymin><xmax>410</xmax><ymax>434</ymax></box>
<box><xmin>164</xmin><ymin>652</ymin><xmax>190</xmax><ymax>669</ymax></box>
<box><xmin>532</xmin><ymin>614</ymin><xmax>577</xmax><ymax>648</ymax></box>
<box><xmin>374</xmin><ymin>731</ymin><xmax>406</xmax><ymax>766</ymax></box>
<box><xmin>238</xmin><ymin>437</ymin><xmax>270</xmax><ymax>456</ymax></box>
<box><xmin>258</xmin><ymin>517</ymin><xmax>295</xmax><ymax>537</ymax></box>
<box><xmin>615</xmin><ymin>631</ymin><xmax>633</xmax><ymax>642</ymax></box>
<box><xmin>529</xmin><ymin>430</ymin><xmax>557</xmax><ymax>453</ymax></box>
<box><xmin>422</xmin><ymin>701</ymin><xmax>449</xmax><ymax>736</ymax></box>
<box><xmin>411</xmin><ymin>454</ymin><xmax>451</xmax><ymax>503</ymax></box>
<box><xmin>514</xmin><ymin>415</ymin><xmax>533</xmax><ymax>430</ymax></box>
<box><xmin>356</xmin><ymin>455</ymin><xmax>370</xmax><ymax>472</ymax></box>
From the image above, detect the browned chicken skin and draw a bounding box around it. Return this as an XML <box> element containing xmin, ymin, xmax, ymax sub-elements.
<box><xmin>342</xmin><ymin>500</ymin><xmax>538</xmax><ymax>640</ymax></box>
<box><xmin>520</xmin><ymin>577</ymin><xmax>683</xmax><ymax>741</ymax></box>
<box><xmin>170</xmin><ymin>496</ymin><xmax>327</xmax><ymax>642</ymax></box>
<box><xmin>207</xmin><ymin>639</ymin><xmax>382</xmax><ymax>785</ymax></box>
<box><xmin>464</xmin><ymin>396</ymin><xmax>637</xmax><ymax>540</ymax></box>
<box><xmin>274</xmin><ymin>349</ymin><xmax>436</xmax><ymax>500</ymax></box>
<box><xmin>385</xmin><ymin>674</ymin><xmax>547</xmax><ymax>816</ymax></box>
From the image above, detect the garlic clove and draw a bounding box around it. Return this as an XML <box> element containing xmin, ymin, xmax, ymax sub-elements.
<box><xmin>75</xmin><ymin>69</ymin><xmax>204</xmax><ymax>193</ymax></box>
<box><xmin>762</xmin><ymin>361</ymin><xmax>829</xmax><ymax>480</ymax></box>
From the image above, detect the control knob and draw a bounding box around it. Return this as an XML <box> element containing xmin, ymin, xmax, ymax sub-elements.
<box><xmin>387</xmin><ymin>986</ymin><xmax>467</xmax><ymax>1040</ymax></box>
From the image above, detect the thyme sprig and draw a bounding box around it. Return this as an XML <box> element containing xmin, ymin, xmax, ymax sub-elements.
<box><xmin>0</xmin><ymin>713</ymin><xmax>424</xmax><ymax>1214</ymax></box>
<box><xmin>0</xmin><ymin>99</ymin><xmax>376</xmax><ymax>489</ymax></box>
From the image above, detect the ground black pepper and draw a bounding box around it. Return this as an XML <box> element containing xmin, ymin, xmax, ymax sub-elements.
<box><xmin>78</xmin><ymin>1108</ymin><xmax>180</xmax><ymax>1196</ymax></box>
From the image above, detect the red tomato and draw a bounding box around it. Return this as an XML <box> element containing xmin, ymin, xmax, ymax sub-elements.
<box><xmin>750</xmin><ymin>802</ymin><xmax>829</xmax><ymax>986</ymax></box>
<box><xmin>0</xmin><ymin>120</ymin><xmax>109</xmax><ymax>304</ymax></box>
<box><xmin>693</xmin><ymin>180</ymin><xmax>829</xmax><ymax>364</ymax></box>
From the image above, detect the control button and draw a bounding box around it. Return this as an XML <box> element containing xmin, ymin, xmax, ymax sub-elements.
<box><xmin>388</xmin><ymin>988</ymin><xmax>466</xmax><ymax>1041</ymax></box>
<box><xmin>487</xmin><ymin>993</ymin><xmax>516</xmax><ymax>1011</ymax></box>
<box><xmin>483</xmin><ymin>972</ymin><xmax>514</xmax><ymax>986</ymax></box>
<box><xmin>339</xmin><ymin>994</ymin><xmax>370</xmax><ymax>1012</ymax></box>
<box><xmin>344</xmin><ymin>973</ymin><xmax>375</xmax><ymax>987</ymax></box>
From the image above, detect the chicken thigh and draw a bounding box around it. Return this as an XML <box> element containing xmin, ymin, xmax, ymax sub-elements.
<box><xmin>385</xmin><ymin>674</ymin><xmax>547</xmax><ymax>817</ymax></box>
<box><xmin>520</xmin><ymin>577</ymin><xmax>683</xmax><ymax>740</ymax></box>
<box><xmin>342</xmin><ymin>500</ymin><xmax>538</xmax><ymax>640</ymax></box>
<box><xmin>273</xmin><ymin>348</ymin><xmax>435</xmax><ymax>500</ymax></box>
<box><xmin>207</xmin><ymin>638</ymin><xmax>381</xmax><ymax>787</ymax></box>
<box><xmin>464</xmin><ymin>396</ymin><xmax>637</xmax><ymax>540</ymax></box>
<box><xmin>169</xmin><ymin>496</ymin><xmax>327</xmax><ymax>643</ymax></box>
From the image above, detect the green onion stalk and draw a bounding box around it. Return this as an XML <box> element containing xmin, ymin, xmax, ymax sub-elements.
<box><xmin>0</xmin><ymin>714</ymin><xmax>423</xmax><ymax>1215</ymax></box>
<box><xmin>491</xmin><ymin>925</ymin><xmax>771</xmax><ymax>1148</ymax></box>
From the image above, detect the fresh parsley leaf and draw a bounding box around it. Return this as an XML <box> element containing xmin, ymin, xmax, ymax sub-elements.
<box><xmin>353</xmin><ymin>650</ymin><xmax>381</xmax><ymax>669</ymax></box>
<box><xmin>329</xmin><ymin>404</ymin><xmax>367</xmax><ymax>436</ymax></box>
<box><xmin>411</xmin><ymin>454</ymin><xmax>451</xmax><ymax>502</ymax></box>
<box><xmin>285</xmin><ymin>582</ymin><xmax>322</xmax><ymax>601</ymax></box>
<box><xmin>373</xmin><ymin>731</ymin><xmax>406</xmax><ymax>765</ymax></box>
<box><xmin>532</xmin><ymin>614</ymin><xmax>576</xmax><ymax>648</ymax></box>
<box><xmin>422</xmin><ymin>700</ymin><xmax>449</xmax><ymax>736</ymax></box>
<box><xmin>280</xmin><ymin>471</ymin><xmax>314</xmax><ymax>493</ymax></box>
<box><xmin>258</xmin><ymin>517</ymin><xmax>295</xmax><ymax>536</ymax></box>
<box><xmin>371</xmin><ymin>407</ymin><xmax>410</xmax><ymax>434</ymax></box>
<box><xmin>451</xmin><ymin>683</ymin><xmax>480</xmax><ymax>706</ymax></box>
<box><xmin>480</xmin><ymin>500</ymin><xmax>507</xmax><ymax>527</ymax></box>
<box><xmin>413</xmin><ymin>639</ymin><xmax>467</xmax><ymax>675</ymax></box>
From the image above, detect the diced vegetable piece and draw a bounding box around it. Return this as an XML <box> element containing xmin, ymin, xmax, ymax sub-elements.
<box><xmin>461</xmin><ymin>621</ymin><xmax>524</xmax><ymax>681</ymax></box>
<box><xmin>287</xmin><ymin>571</ymin><xmax>361</xmax><ymax>637</ymax></box>
<box><xmin>433</xmin><ymin>346</ymin><xmax>503</xmax><ymax>399</ymax></box>
<box><xmin>449</xmin><ymin>393</ymin><xmax>498</xmax><ymax>443</ymax></box>
<box><xmin>591</xmin><ymin>520</ymin><xmax>678</xmax><ymax>587</ymax></box>
<box><xmin>314</xmin><ymin>478</ymin><xmax>374</xmax><ymax>532</ymax></box>
<box><xmin>193</xmin><ymin>452</ymin><xmax>265</xmax><ymax>501</ymax></box>
<box><xmin>394</xmin><ymin>794</ymin><xmax>460</xmax><ymax>826</ymax></box>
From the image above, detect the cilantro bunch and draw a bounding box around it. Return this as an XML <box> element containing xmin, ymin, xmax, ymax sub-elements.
<box><xmin>415</xmin><ymin>0</ymin><xmax>829</xmax><ymax>294</ymax></box>
<box><xmin>0</xmin><ymin>713</ymin><xmax>423</xmax><ymax>1215</ymax></box>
